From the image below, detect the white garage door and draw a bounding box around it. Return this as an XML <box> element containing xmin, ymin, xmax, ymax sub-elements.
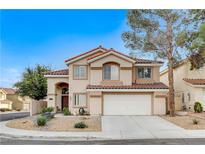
<box><xmin>103</xmin><ymin>94</ymin><xmax>152</xmax><ymax>115</ymax></box>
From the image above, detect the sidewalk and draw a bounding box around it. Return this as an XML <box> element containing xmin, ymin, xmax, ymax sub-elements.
<box><xmin>1</xmin><ymin>118</ymin><xmax>205</xmax><ymax>141</ymax></box>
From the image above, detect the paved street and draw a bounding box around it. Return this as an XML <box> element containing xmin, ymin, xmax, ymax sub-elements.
<box><xmin>0</xmin><ymin>112</ymin><xmax>30</xmax><ymax>121</ymax></box>
<box><xmin>1</xmin><ymin>137</ymin><xmax>205</xmax><ymax>145</ymax></box>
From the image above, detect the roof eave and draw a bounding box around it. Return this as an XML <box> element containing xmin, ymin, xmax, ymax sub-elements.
<box><xmin>44</xmin><ymin>75</ymin><xmax>69</xmax><ymax>78</ymax></box>
<box><xmin>135</xmin><ymin>63</ymin><xmax>163</xmax><ymax>66</ymax></box>
<box><xmin>87</xmin><ymin>89</ymin><xmax>169</xmax><ymax>92</ymax></box>
<box><xmin>184</xmin><ymin>81</ymin><xmax>205</xmax><ymax>88</ymax></box>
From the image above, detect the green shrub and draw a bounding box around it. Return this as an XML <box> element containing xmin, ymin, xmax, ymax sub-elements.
<box><xmin>194</xmin><ymin>102</ymin><xmax>203</xmax><ymax>113</ymax></box>
<box><xmin>63</xmin><ymin>107</ymin><xmax>71</xmax><ymax>116</ymax></box>
<box><xmin>0</xmin><ymin>108</ymin><xmax>12</xmax><ymax>112</ymax></box>
<box><xmin>37</xmin><ymin>116</ymin><xmax>47</xmax><ymax>126</ymax></box>
<box><xmin>74</xmin><ymin>122</ymin><xmax>88</xmax><ymax>129</ymax></box>
<box><xmin>41</xmin><ymin>107</ymin><xmax>54</xmax><ymax>114</ymax></box>
<box><xmin>193</xmin><ymin>119</ymin><xmax>199</xmax><ymax>125</ymax></box>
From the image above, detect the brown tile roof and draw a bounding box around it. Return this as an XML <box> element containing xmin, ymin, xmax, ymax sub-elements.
<box><xmin>135</xmin><ymin>58</ymin><xmax>163</xmax><ymax>64</ymax></box>
<box><xmin>0</xmin><ymin>88</ymin><xmax>17</xmax><ymax>94</ymax></box>
<box><xmin>65</xmin><ymin>46</ymin><xmax>164</xmax><ymax>64</ymax></box>
<box><xmin>44</xmin><ymin>69</ymin><xmax>69</xmax><ymax>75</ymax></box>
<box><xmin>87</xmin><ymin>82</ymin><xmax>168</xmax><ymax>89</ymax></box>
<box><xmin>183</xmin><ymin>78</ymin><xmax>205</xmax><ymax>85</ymax></box>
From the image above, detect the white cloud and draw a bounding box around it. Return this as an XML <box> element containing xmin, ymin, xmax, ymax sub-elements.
<box><xmin>0</xmin><ymin>67</ymin><xmax>21</xmax><ymax>88</ymax></box>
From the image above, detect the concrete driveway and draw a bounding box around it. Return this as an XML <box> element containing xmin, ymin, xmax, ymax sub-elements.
<box><xmin>99</xmin><ymin>116</ymin><xmax>198</xmax><ymax>139</ymax></box>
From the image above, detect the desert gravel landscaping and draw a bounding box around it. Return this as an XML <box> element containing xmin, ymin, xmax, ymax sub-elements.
<box><xmin>161</xmin><ymin>115</ymin><xmax>205</xmax><ymax>130</ymax></box>
<box><xmin>6</xmin><ymin>116</ymin><xmax>101</xmax><ymax>132</ymax></box>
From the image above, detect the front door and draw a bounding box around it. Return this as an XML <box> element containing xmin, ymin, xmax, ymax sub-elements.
<box><xmin>62</xmin><ymin>96</ymin><xmax>68</xmax><ymax>110</ymax></box>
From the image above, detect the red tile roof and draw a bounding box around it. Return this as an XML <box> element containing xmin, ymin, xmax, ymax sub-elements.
<box><xmin>44</xmin><ymin>69</ymin><xmax>69</xmax><ymax>75</ymax></box>
<box><xmin>0</xmin><ymin>88</ymin><xmax>17</xmax><ymax>94</ymax></box>
<box><xmin>65</xmin><ymin>46</ymin><xmax>164</xmax><ymax>64</ymax></box>
<box><xmin>87</xmin><ymin>82</ymin><xmax>168</xmax><ymax>89</ymax></box>
<box><xmin>183</xmin><ymin>78</ymin><xmax>205</xmax><ymax>85</ymax></box>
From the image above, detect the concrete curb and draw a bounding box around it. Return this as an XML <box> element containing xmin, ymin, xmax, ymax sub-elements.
<box><xmin>0</xmin><ymin>133</ymin><xmax>110</xmax><ymax>141</ymax></box>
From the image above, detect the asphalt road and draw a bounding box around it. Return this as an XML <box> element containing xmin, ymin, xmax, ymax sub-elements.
<box><xmin>0</xmin><ymin>112</ymin><xmax>30</xmax><ymax>121</ymax></box>
<box><xmin>1</xmin><ymin>137</ymin><xmax>205</xmax><ymax>145</ymax></box>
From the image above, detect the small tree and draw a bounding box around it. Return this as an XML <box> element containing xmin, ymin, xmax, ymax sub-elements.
<box><xmin>122</xmin><ymin>10</ymin><xmax>205</xmax><ymax>116</ymax></box>
<box><xmin>14</xmin><ymin>64</ymin><xmax>51</xmax><ymax>100</ymax></box>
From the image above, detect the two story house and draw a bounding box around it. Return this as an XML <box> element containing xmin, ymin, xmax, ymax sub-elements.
<box><xmin>0</xmin><ymin>87</ymin><xmax>30</xmax><ymax>111</ymax></box>
<box><xmin>160</xmin><ymin>59</ymin><xmax>205</xmax><ymax>111</ymax></box>
<box><xmin>44</xmin><ymin>46</ymin><xmax>168</xmax><ymax>115</ymax></box>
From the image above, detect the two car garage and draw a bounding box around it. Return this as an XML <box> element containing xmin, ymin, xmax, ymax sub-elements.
<box><xmin>103</xmin><ymin>94</ymin><xmax>152</xmax><ymax>115</ymax></box>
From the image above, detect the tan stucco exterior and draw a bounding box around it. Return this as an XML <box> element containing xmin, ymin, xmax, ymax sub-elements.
<box><xmin>0</xmin><ymin>89</ymin><xmax>31</xmax><ymax>111</ymax></box>
<box><xmin>46</xmin><ymin>77</ymin><xmax>69</xmax><ymax>111</ymax></box>
<box><xmin>46</xmin><ymin>48</ymin><xmax>167</xmax><ymax>115</ymax></box>
<box><xmin>160</xmin><ymin>61</ymin><xmax>205</xmax><ymax>111</ymax></box>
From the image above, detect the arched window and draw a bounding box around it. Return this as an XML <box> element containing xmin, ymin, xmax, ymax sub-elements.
<box><xmin>62</xmin><ymin>88</ymin><xmax>69</xmax><ymax>94</ymax></box>
<box><xmin>103</xmin><ymin>63</ymin><xmax>119</xmax><ymax>80</ymax></box>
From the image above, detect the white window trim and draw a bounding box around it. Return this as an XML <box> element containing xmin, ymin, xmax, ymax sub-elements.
<box><xmin>103</xmin><ymin>64</ymin><xmax>119</xmax><ymax>81</ymax></box>
<box><xmin>73</xmin><ymin>65</ymin><xmax>88</xmax><ymax>80</ymax></box>
<box><xmin>137</xmin><ymin>67</ymin><xmax>152</xmax><ymax>79</ymax></box>
<box><xmin>73</xmin><ymin>93</ymin><xmax>87</xmax><ymax>107</ymax></box>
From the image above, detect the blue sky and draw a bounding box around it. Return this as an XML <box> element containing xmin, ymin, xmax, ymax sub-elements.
<box><xmin>0</xmin><ymin>10</ymin><xmax>163</xmax><ymax>88</ymax></box>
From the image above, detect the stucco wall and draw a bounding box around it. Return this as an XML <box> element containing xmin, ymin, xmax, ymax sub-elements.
<box><xmin>160</xmin><ymin>61</ymin><xmax>205</xmax><ymax>111</ymax></box>
<box><xmin>90</xmin><ymin>69</ymin><xmax>102</xmax><ymax>85</ymax></box>
<box><xmin>90</xmin><ymin>54</ymin><xmax>133</xmax><ymax>68</ymax></box>
<box><xmin>7</xmin><ymin>94</ymin><xmax>23</xmax><ymax>110</ymax></box>
<box><xmin>153</xmin><ymin>92</ymin><xmax>167</xmax><ymax>115</ymax></box>
<box><xmin>68</xmin><ymin>51</ymin><xmax>103</xmax><ymax>114</ymax></box>
<box><xmin>0</xmin><ymin>90</ymin><xmax>6</xmax><ymax>100</ymax></box>
<box><xmin>90</xmin><ymin>54</ymin><xmax>133</xmax><ymax>85</ymax></box>
<box><xmin>89</xmin><ymin>97</ymin><xmax>102</xmax><ymax>115</ymax></box>
<box><xmin>30</xmin><ymin>100</ymin><xmax>47</xmax><ymax>116</ymax></box>
<box><xmin>0</xmin><ymin>101</ymin><xmax>12</xmax><ymax>109</ymax></box>
<box><xmin>46</xmin><ymin>77</ymin><xmax>69</xmax><ymax>109</ymax></box>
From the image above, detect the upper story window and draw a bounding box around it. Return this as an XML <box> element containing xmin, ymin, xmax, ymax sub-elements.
<box><xmin>137</xmin><ymin>67</ymin><xmax>152</xmax><ymax>79</ymax></box>
<box><xmin>103</xmin><ymin>63</ymin><xmax>119</xmax><ymax>80</ymax></box>
<box><xmin>73</xmin><ymin>65</ymin><xmax>87</xmax><ymax>80</ymax></box>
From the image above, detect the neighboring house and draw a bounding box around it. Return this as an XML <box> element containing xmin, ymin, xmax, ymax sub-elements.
<box><xmin>160</xmin><ymin>59</ymin><xmax>205</xmax><ymax>111</ymax></box>
<box><xmin>0</xmin><ymin>88</ymin><xmax>30</xmax><ymax>111</ymax></box>
<box><xmin>44</xmin><ymin>46</ymin><xmax>168</xmax><ymax>115</ymax></box>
